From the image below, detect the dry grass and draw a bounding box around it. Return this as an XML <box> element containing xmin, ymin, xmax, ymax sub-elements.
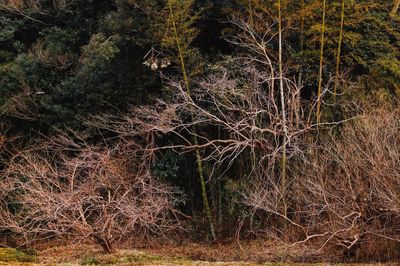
<box><xmin>1</xmin><ymin>241</ymin><xmax>398</xmax><ymax>265</ymax></box>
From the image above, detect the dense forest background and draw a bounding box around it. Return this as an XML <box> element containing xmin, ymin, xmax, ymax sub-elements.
<box><xmin>1</xmin><ymin>0</ymin><xmax>400</xmax><ymax>261</ymax></box>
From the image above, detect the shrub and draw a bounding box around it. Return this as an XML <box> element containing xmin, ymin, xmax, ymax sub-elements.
<box><xmin>0</xmin><ymin>130</ymin><xmax>181</xmax><ymax>253</ymax></box>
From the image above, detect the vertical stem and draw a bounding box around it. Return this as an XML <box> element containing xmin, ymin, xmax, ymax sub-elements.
<box><xmin>278</xmin><ymin>0</ymin><xmax>288</xmax><ymax>208</ymax></box>
<box><xmin>334</xmin><ymin>0</ymin><xmax>345</xmax><ymax>103</ymax></box>
<box><xmin>248</xmin><ymin>0</ymin><xmax>253</xmax><ymax>26</ymax></box>
<box><xmin>217</xmin><ymin>126</ymin><xmax>222</xmax><ymax>227</ymax></box>
<box><xmin>317</xmin><ymin>0</ymin><xmax>327</xmax><ymax>124</ymax></box>
<box><xmin>168</xmin><ymin>1</ymin><xmax>216</xmax><ymax>241</ymax></box>
<box><xmin>296</xmin><ymin>0</ymin><xmax>305</xmax><ymax>128</ymax></box>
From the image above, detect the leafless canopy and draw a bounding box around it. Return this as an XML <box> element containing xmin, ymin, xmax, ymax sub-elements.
<box><xmin>243</xmin><ymin>109</ymin><xmax>400</xmax><ymax>255</ymax></box>
<box><xmin>0</xmin><ymin>129</ymin><xmax>181</xmax><ymax>253</ymax></box>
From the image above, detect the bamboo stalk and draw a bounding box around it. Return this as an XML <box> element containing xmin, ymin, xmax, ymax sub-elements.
<box><xmin>217</xmin><ymin>126</ymin><xmax>222</xmax><ymax>227</ymax></box>
<box><xmin>248</xmin><ymin>0</ymin><xmax>253</xmax><ymax>26</ymax></box>
<box><xmin>168</xmin><ymin>0</ymin><xmax>216</xmax><ymax>241</ymax></box>
<box><xmin>296</xmin><ymin>0</ymin><xmax>305</xmax><ymax>128</ymax></box>
<box><xmin>317</xmin><ymin>0</ymin><xmax>327</xmax><ymax>124</ymax></box>
<box><xmin>334</xmin><ymin>0</ymin><xmax>345</xmax><ymax>103</ymax></box>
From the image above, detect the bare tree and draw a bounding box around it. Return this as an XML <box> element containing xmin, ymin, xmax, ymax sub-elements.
<box><xmin>166</xmin><ymin>17</ymin><xmax>332</xmax><ymax>180</ymax></box>
<box><xmin>244</xmin><ymin>108</ymin><xmax>400</xmax><ymax>255</ymax></box>
<box><xmin>0</xmin><ymin>129</ymin><xmax>181</xmax><ymax>253</ymax></box>
<box><xmin>277</xmin><ymin>0</ymin><xmax>288</xmax><ymax>205</ymax></box>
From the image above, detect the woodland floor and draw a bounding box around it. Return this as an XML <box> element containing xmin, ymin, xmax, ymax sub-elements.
<box><xmin>0</xmin><ymin>241</ymin><xmax>398</xmax><ymax>266</ymax></box>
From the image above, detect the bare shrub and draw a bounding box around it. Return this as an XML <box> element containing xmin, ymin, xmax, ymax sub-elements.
<box><xmin>1</xmin><ymin>94</ymin><xmax>40</xmax><ymax>121</ymax></box>
<box><xmin>0</xmin><ymin>130</ymin><xmax>181</xmax><ymax>253</ymax></box>
<box><xmin>244</xmin><ymin>109</ymin><xmax>400</xmax><ymax>259</ymax></box>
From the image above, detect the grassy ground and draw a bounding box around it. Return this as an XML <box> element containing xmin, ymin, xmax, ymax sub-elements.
<box><xmin>0</xmin><ymin>247</ymin><xmax>266</xmax><ymax>265</ymax></box>
<box><xmin>0</xmin><ymin>245</ymin><xmax>396</xmax><ymax>266</ymax></box>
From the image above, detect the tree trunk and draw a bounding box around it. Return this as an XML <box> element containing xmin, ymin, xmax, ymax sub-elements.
<box><xmin>93</xmin><ymin>235</ymin><xmax>113</xmax><ymax>253</ymax></box>
<box><xmin>278</xmin><ymin>0</ymin><xmax>288</xmax><ymax>214</ymax></box>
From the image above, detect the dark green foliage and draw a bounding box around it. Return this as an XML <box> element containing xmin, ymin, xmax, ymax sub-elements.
<box><xmin>0</xmin><ymin>0</ymin><xmax>162</xmax><ymax>126</ymax></box>
<box><xmin>1</xmin><ymin>0</ymin><xmax>399</xmax><ymax>125</ymax></box>
<box><xmin>153</xmin><ymin>151</ymin><xmax>182</xmax><ymax>181</ymax></box>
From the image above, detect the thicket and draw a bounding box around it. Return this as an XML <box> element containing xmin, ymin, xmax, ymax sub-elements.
<box><xmin>1</xmin><ymin>0</ymin><xmax>400</xmax><ymax>261</ymax></box>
